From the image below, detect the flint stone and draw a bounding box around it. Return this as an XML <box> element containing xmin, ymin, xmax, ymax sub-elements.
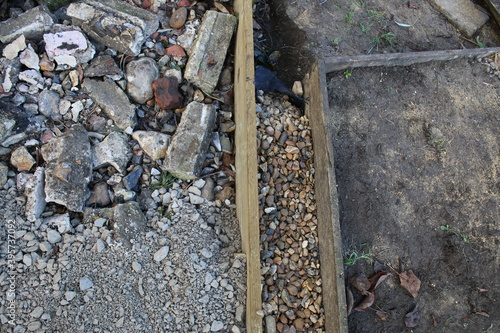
<box><xmin>38</xmin><ymin>90</ymin><xmax>61</xmax><ymax>120</ymax></box>
<box><xmin>84</xmin><ymin>55</ymin><xmax>122</xmax><ymax>79</ymax></box>
<box><xmin>83</xmin><ymin>79</ymin><xmax>136</xmax><ymax>130</ymax></box>
<box><xmin>19</xmin><ymin>44</ymin><xmax>40</xmax><ymax>70</ymax></box>
<box><xmin>132</xmin><ymin>131</ymin><xmax>170</xmax><ymax>161</ymax></box>
<box><xmin>67</xmin><ymin>0</ymin><xmax>159</xmax><ymax>56</ymax></box>
<box><xmin>44</xmin><ymin>213</ymin><xmax>72</xmax><ymax>233</ymax></box>
<box><xmin>87</xmin><ymin>182</ymin><xmax>111</xmax><ymax>207</ymax></box>
<box><xmin>0</xmin><ymin>163</ymin><xmax>8</xmax><ymax>188</ymax></box>
<box><xmin>44</xmin><ymin>27</ymin><xmax>95</xmax><ymax>69</ymax></box>
<box><xmin>93</xmin><ymin>131</ymin><xmax>131</xmax><ymax>173</ymax></box>
<box><xmin>3</xmin><ymin>35</ymin><xmax>27</xmax><ymax>60</ymax></box>
<box><xmin>10</xmin><ymin>146</ymin><xmax>35</xmax><ymax>172</ymax></box>
<box><xmin>0</xmin><ymin>6</ymin><xmax>55</xmax><ymax>44</ymax></box>
<box><xmin>184</xmin><ymin>11</ymin><xmax>237</xmax><ymax>93</ymax></box>
<box><xmin>163</xmin><ymin>101</ymin><xmax>216</xmax><ymax>179</ymax></box>
<box><xmin>24</xmin><ymin>167</ymin><xmax>46</xmax><ymax>222</ymax></box>
<box><xmin>126</xmin><ymin>57</ymin><xmax>159</xmax><ymax>104</ymax></box>
<box><xmin>123</xmin><ymin>165</ymin><xmax>143</xmax><ymax>191</ymax></box>
<box><xmin>41</xmin><ymin>124</ymin><xmax>92</xmax><ymax>212</ymax></box>
<box><xmin>112</xmin><ymin>201</ymin><xmax>147</xmax><ymax>248</ymax></box>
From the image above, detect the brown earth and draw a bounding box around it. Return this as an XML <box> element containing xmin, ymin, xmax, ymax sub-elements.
<box><xmin>258</xmin><ymin>0</ymin><xmax>499</xmax><ymax>332</ymax></box>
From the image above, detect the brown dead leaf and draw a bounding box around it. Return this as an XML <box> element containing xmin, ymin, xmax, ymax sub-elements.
<box><xmin>477</xmin><ymin>287</ymin><xmax>488</xmax><ymax>293</ymax></box>
<box><xmin>376</xmin><ymin>310</ymin><xmax>389</xmax><ymax>321</ymax></box>
<box><xmin>431</xmin><ymin>314</ymin><xmax>438</xmax><ymax>327</ymax></box>
<box><xmin>405</xmin><ymin>304</ymin><xmax>420</xmax><ymax>328</ymax></box>
<box><xmin>353</xmin><ymin>291</ymin><xmax>375</xmax><ymax>312</ymax></box>
<box><xmin>350</xmin><ymin>274</ymin><xmax>371</xmax><ymax>295</ymax></box>
<box><xmin>368</xmin><ymin>271</ymin><xmax>392</xmax><ymax>291</ymax></box>
<box><xmin>475</xmin><ymin>312</ymin><xmax>490</xmax><ymax>318</ymax></box>
<box><xmin>346</xmin><ymin>286</ymin><xmax>354</xmax><ymax>316</ymax></box>
<box><xmin>400</xmin><ymin>270</ymin><xmax>421</xmax><ymax>298</ymax></box>
<box><xmin>214</xmin><ymin>2</ymin><xmax>230</xmax><ymax>14</ymax></box>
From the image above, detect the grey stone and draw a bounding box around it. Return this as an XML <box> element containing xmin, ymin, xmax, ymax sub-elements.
<box><xmin>123</xmin><ymin>165</ymin><xmax>143</xmax><ymax>191</ymax></box>
<box><xmin>41</xmin><ymin>124</ymin><xmax>92</xmax><ymax>212</ymax></box>
<box><xmin>24</xmin><ymin>167</ymin><xmax>46</xmax><ymax>222</ymax></box>
<box><xmin>79</xmin><ymin>276</ymin><xmax>93</xmax><ymax>291</ymax></box>
<box><xmin>428</xmin><ymin>0</ymin><xmax>489</xmax><ymax>37</ymax></box>
<box><xmin>265</xmin><ymin>316</ymin><xmax>277</xmax><ymax>333</ymax></box>
<box><xmin>83</xmin><ymin>79</ymin><xmax>136</xmax><ymax>130</ymax></box>
<box><xmin>84</xmin><ymin>55</ymin><xmax>123</xmax><ymax>79</ymax></box>
<box><xmin>184</xmin><ymin>11</ymin><xmax>236</xmax><ymax>93</ymax></box>
<box><xmin>200</xmin><ymin>177</ymin><xmax>215</xmax><ymax>201</ymax></box>
<box><xmin>44</xmin><ymin>213</ymin><xmax>72</xmax><ymax>233</ymax></box>
<box><xmin>18</xmin><ymin>70</ymin><xmax>44</xmax><ymax>90</ymax></box>
<box><xmin>87</xmin><ymin>182</ymin><xmax>111</xmax><ymax>207</ymax></box>
<box><xmin>0</xmin><ymin>113</ymin><xmax>16</xmax><ymax>144</ymax></box>
<box><xmin>189</xmin><ymin>193</ymin><xmax>204</xmax><ymax>205</ymax></box>
<box><xmin>65</xmin><ymin>291</ymin><xmax>76</xmax><ymax>301</ymax></box>
<box><xmin>47</xmin><ymin>229</ymin><xmax>61</xmax><ymax>244</ymax></box>
<box><xmin>93</xmin><ymin>131</ymin><xmax>131</xmax><ymax>173</ymax></box>
<box><xmin>44</xmin><ymin>27</ymin><xmax>95</xmax><ymax>69</ymax></box>
<box><xmin>3</xmin><ymin>35</ymin><xmax>26</xmax><ymax>60</ymax></box>
<box><xmin>112</xmin><ymin>201</ymin><xmax>147</xmax><ymax>248</ymax></box>
<box><xmin>0</xmin><ymin>58</ymin><xmax>21</xmax><ymax>92</ymax></box>
<box><xmin>132</xmin><ymin>131</ymin><xmax>170</xmax><ymax>161</ymax></box>
<box><xmin>67</xmin><ymin>0</ymin><xmax>159</xmax><ymax>56</ymax></box>
<box><xmin>0</xmin><ymin>163</ymin><xmax>7</xmax><ymax>188</ymax></box>
<box><xmin>126</xmin><ymin>57</ymin><xmax>159</xmax><ymax>104</ymax></box>
<box><xmin>38</xmin><ymin>90</ymin><xmax>61</xmax><ymax>120</ymax></box>
<box><xmin>132</xmin><ymin>261</ymin><xmax>142</xmax><ymax>272</ymax></box>
<box><xmin>19</xmin><ymin>44</ymin><xmax>40</xmax><ymax>70</ymax></box>
<box><xmin>10</xmin><ymin>146</ymin><xmax>35</xmax><ymax>172</ymax></box>
<box><xmin>113</xmin><ymin>184</ymin><xmax>136</xmax><ymax>203</ymax></box>
<box><xmin>153</xmin><ymin>246</ymin><xmax>169</xmax><ymax>262</ymax></box>
<box><xmin>163</xmin><ymin>101</ymin><xmax>216</xmax><ymax>179</ymax></box>
<box><xmin>0</xmin><ymin>6</ymin><xmax>55</xmax><ymax>44</ymax></box>
<box><xmin>211</xmin><ymin>320</ymin><xmax>224</xmax><ymax>332</ymax></box>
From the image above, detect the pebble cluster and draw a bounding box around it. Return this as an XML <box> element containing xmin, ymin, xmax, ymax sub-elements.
<box><xmin>256</xmin><ymin>93</ymin><xmax>325</xmax><ymax>332</ymax></box>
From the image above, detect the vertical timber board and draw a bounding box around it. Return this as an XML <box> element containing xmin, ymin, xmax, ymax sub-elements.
<box><xmin>233</xmin><ymin>0</ymin><xmax>262</xmax><ymax>332</ymax></box>
<box><xmin>304</xmin><ymin>60</ymin><xmax>348</xmax><ymax>333</ymax></box>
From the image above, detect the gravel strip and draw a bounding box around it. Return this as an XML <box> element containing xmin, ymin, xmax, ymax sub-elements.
<box><xmin>256</xmin><ymin>93</ymin><xmax>325</xmax><ymax>332</ymax></box>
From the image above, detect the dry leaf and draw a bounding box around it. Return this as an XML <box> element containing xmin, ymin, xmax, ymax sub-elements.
<box><xmin>369</xmin><ymin>271</ymin><xmax>392</xmax><ymax>291</ymax></box>
<box><xmin>475</xmin><ymin>312</ymin><xmax>490</xmax><ymax>318</ymax></box>
<box><xmin>405</xmin><ymin>305</ymin><xmax>420</xmax><ymax>328</ymax></box>
<box><xmin>376</xmin><ymin>310</ymin><xmax>388</xmax><ymax>321</ymax></box>
<box><xmin>346</xmin><ymin>287</ymin><xmax>354</xmax><ymax>316</ymax></box>
<box><xmin>350</xmin><ymin>274</ymin><xmax>371</xmax><ymax>295</ymax></box>
<box><xmin>431</xmin><ymin>314</ymin><xmax>438</xmax><ymax>327</ymax></box>
<box><xmin>354</xmin><ymin>292</ymin><xmax>375</xmax><ymax>312</ymax></box>
<box><xmin>400</xmin><ymin>270</ymin><xmax>421</xmax><ymax>298</ymax></box>
<box><xmin>214</xmin><ymin>2</ymin><xmax>230</xmax><ymax>14</ymax></box>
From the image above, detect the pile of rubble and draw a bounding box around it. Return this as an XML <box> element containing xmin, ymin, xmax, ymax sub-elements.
<box><xmin>0</xmin><ymin>0</ymin><xmax>245</xmax><ymax>332</ymax></box>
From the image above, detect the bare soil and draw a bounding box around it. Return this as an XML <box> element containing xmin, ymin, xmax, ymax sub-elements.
<box><xmin>327</xmin><ymin>58</ymin><xmax>499</xmax><ymax>332</ymax></box>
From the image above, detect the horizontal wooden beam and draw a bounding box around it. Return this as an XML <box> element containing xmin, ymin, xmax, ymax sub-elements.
<box><xmin>324</xmin><ymin>47</ymin><xmax>500</xmax><ymax>72</ymax></box>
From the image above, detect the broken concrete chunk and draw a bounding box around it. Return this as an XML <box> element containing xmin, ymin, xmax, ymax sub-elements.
<box><xmin>10</xmin><ymin>146</ymin><xmax>35</xmax><ymax>172</ymax></box>
<box><xmin>84</xmin><ymin>55</ymin><xmax>123</xmax><ymax>79</ymax></box>
<box><xmin>112</xmin><ymin>201</ymin><xmax>148</xmax><ymax>248</ymax></box>
<box><xmin>93</xmin><ymin>131</ymin><xmax>132</xmax><ymax>173</ymax></box>
<box><xmin>44</xmin><ymin>27</ymin><xmax>95</xmax><ymax>69</ymax></box>
<box><xmin>132</xmin><ymin>131</ymin><xmax>170</xmax><ymax>161</ymax></box>
<box><xmin>163</xmin><ymin>101</ymin><xmax>216</xmax><ymax>179</ymax></box>
<box><xmin>3</xmin><ymin>35</ymin><xmax>27</xmax><ymax>60</ymax></box>
<box><xmin>83</xmin><ymin>79</ymin><xmax>137</xmax><ymax>130</ymax></box>
<box><xmin>41</xmin><ymin>124</ymin><xmax>92</xmax><ymax>212</ymax></box>
<box><xmin>0</xmin><ymin>58</ymin><xmax>21</xmax><ymax>92</ymax></box>
<box><xmin>184</xmin><ymin>11</ymin><xmax>237</xmax><ymax>93</ymax></box>
<box><xmin>126</xmin><ymin>57</ymin><xmax>159</xmax><ymax>104</ymax></box>
<box><xmin>18</xmin><ymin>70</ymin><xmax>44</xmax><ymax>90</ymax></box>
<box><xmin>0</xmin><ymin>6</ymin><xmax>55</xmax><ymax>44</ymax></box>
<box><xmin>428</xmin><ymin>0</ymin><xmax>489</xmax><ymax>37</ymax></box>
<box><xmin>24</xmin><ymin>167</ymin><xmax>46</xmax><ymax>222</ymax></box>
<box><xmin>44</xmin><ymin>213</ymin><xmax>72</xmax><ymax>233</ymax></box>
<box><xmin>67</xmin><ymin>0</ymin><xmax>159</xmax><ymax>56</ymax></box>
<box><xmin>20</xmin><ymin>44</ymin><xmax>40</xmax><ymax>70</ymax></box>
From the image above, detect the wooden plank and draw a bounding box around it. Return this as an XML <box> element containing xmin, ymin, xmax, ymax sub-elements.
<box><xmin>233</xmin><ymin>0</ymin><xmax>262</xmax><ymax>332</ymax></box>
<box><xmin>485</xmin><ymin>0</ymin><xmax>500</xmax><ymax>25</ymax></box>
<box><xmin>304</xmin><ymin>60</ymin><xmax>348</xmax><ymax>333</ymax></box>
<box><xmin>324</xmin><ymin>47</ymin><xmax>500</xmax><ymax>72</ymax></box>
<box><xmin>427</xmin><ymin>0</ymin><xmax>489</xmax><ymax>37</ymax></box>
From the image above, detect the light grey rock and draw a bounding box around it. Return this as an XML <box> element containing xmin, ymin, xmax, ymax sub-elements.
<box><xmin>95</xmin><ymin>239</ymin><xmax>105</xmax><ymax>252</ymax></box>
<box><xmin>177</xmin><ymin>22</ymin><xmax>198</xmax><ymax>55</ymax></box>
<box><xmin>132</xmin><ymin>261</ymin><xmax>142</xmax><ymax>273</ymax></box>
<box><xmin>19</xmin><ymin>44</ymin><xmax>40</xmax><ymax>70</ymax></box>
<box><xmin>0</xmin><ymin>113</ymin><xmax>16</xmax><ymax>143</ymax></box>
<box><xmin>132</xmin><ymin>131</ymin><xmax>170</xmax><ymax>161</ymax></box>
<box><xmin>38</xmin><ymin>90</ymin><xmax>61</xmax><ymax>120</ymax></box>
<box><xmin>65</xmin><ymin>291</ymin><xmax>76</xmax><ymax>301</ymax></box>
<box><xmin>113</xmin><ymin>184</ymin><xmax>136</xmax><ymax>203</ymax></box>
<box><xmin>39</xmin><ymin>241</ymin><xmax>52</xmax><ymax>252</ymax></box>
<box><xmin>184</xmin><ymin>11</ymin><xmax>237</xmax><ymax>93</ymax></box>
<box><xmin>163</xmin><ymin>101</ymin><xmax>216</xmax><ymax>179</ymax></box>
<box><xmin>3</xmin><ymin>35</ymin><xmax>26</xmax><ymax>60</ymax></box>
<box><xmin>112</xmin><ymin>201</ymin><xmax>147</xmax><ymax>248</ymax></box>
<box><xmin>0</xmin><ymin>6</ymin><xmax>54</xmax><ymax>44</ymax></box>
<box><xmin>265</xmin><ymin>316</ymin><xmax>277</xmax><ymax>333</ymax></box>
<box><xmin>189</xmin><ymin>193</ymin><xmax>204</xmax><ymax>205</ymax></box>
<box><xmin>67</xmin><ymin>0</ymin><xmax>159</xmax><ymax>56</ymax></box>
<box><xmin>47</xmin><ymin>229</ymin><xmax>62</xmax><ymax>244</ymax></box>
<box><xmin>44</xmin><ymin>213</ymin><xmax>72</xmax><ymax>233</ymax></box>
<box><xmin>44</xmin><ymin>27</ymin><xmax>95</xmax><ymax>69</ymax></box>
<box><xmin>93</xmin><ymin>132</ymin><xmax>131</xmax><ymax>173</ymax></box>
<box><xmin>83</xmin><ymin>79</ymin><xmax>136</xmax><ymax>130</ymax></box>
<box><xmin>0</xmin><ymin>58</ymin><xmax>21</xmax><ymax>92</ymax></box>
<box><xmin>19</xmin><ymin>69</ymin><xmax>44</xmax><ymax>90</ymax></box>
<box><xmin>164</xmin><ymin>69</ymin><xmax>182</xmax><ymax>84</ymax></box>
<box><xmin>126</xmin><ymin>57</ymin><xmax>159</xmax><ymax>104</ymax></box>
<box><xmin>0</xmin><ymin>163</ymin><xmax>7</xmax><ymax>188</ymax></box>
<box><xmin>41</xmin><ymin>124</ymin><xmax>92</xmax><ymax>212</ymax></box>
<box><xmin>79</xmin><ymin>276</ymin><xmax>93</xmax><ymax>291</ymax></box>
<box><xmin>153</xmin><ymin>246</ymin><xmax>169</xmax><ymax>262</ymax></box>
<box><xmin>211</xmin><ymin>320</ymin><xmax>224</xmax><ymax>332</ymax></box>
<box><xmin>27</xmin><ymin>321</ymin><xmax>41</xmax><ymax>331</ymax></box>
<box><xmin>24</xmin><ymin>167</ymin><xmax>46</xmax><ymax>222</ymax></box>
<box><xmin>10</xmin><ymin>146</ymin><xmax>35</xmax><ymax>172</ymax></box>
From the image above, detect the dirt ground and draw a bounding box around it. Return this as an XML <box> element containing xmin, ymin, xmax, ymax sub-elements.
<box><xmin>327</xmin><ymin>58</ymin><xmax>499</xmax><ymax>332</ymax></box>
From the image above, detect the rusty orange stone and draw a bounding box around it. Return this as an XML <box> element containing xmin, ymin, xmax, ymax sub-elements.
<box><xmin>152</xmin><ymin>77</ymin><xmax>182</xmax><ymax>110</ymax></box>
